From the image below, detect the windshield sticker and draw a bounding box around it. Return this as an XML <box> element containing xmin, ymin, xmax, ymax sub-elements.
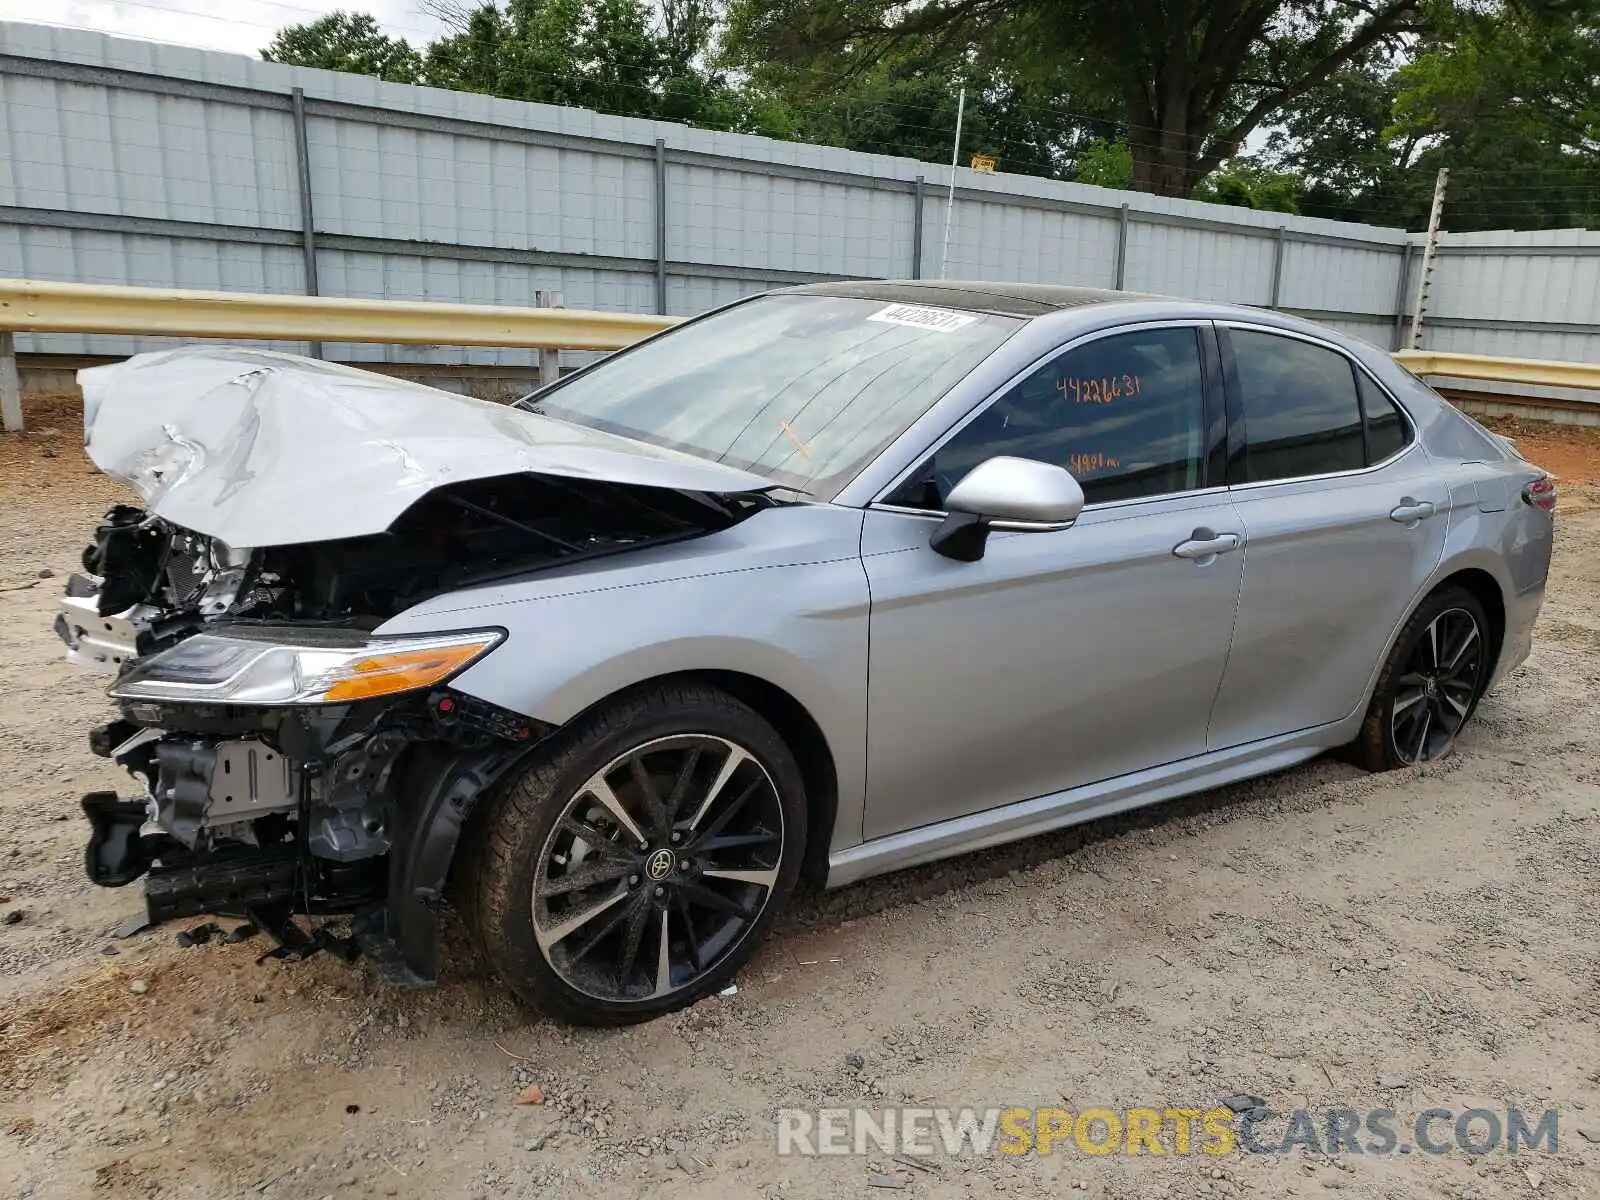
<box><xmin>866</xmin><ymin>303</ymin><xmax>979</xmax><ymax>333</ymax></box>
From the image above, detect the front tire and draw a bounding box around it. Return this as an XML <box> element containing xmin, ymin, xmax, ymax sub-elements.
<box><xmin>1350</xmin><ymin>586</ymin><xmax>1492</xmax><ymax>771</ymax></box>
<box><xmin>459</xmin><ymin>682</ymin><xmax>805</xmax><ymax>1026</ymax></box>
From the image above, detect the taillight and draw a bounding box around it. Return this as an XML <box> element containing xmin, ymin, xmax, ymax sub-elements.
<box><xmin>1523</xmin><ymin>475</ymin><xmax>1557</xmax><ymax>513</ymax></box>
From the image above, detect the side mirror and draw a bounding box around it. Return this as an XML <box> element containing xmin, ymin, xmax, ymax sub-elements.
<box><xmin>930</xmin><ymin>456</ymin><xmax>1084</xmax><ymax>562</ymax></box>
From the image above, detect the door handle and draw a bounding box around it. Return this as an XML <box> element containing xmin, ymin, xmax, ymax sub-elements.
<box><xmin>1389</xmin><ymin>498</ymin><xmax>1436</xmax><ymax>524</ymax></box>
<box><xmin>1172</xmin><ymin>529</ymin><xmax>1242</xmax><ymax>560</ymax></box>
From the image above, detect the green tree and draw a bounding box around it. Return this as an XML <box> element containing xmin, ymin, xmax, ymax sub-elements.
<box><xmin>1259</xmin><ymin>59</ymin><xmax>1430</xmax><ymax>225</ymax></box>
<box><xmin>1192</xmin><ymin>160</ymin><xmax>1304</xmax><ymax>213</ymax></box>
<box><xmin>262</xmin><ymin>11</ymin><xmax>423</xmax><ymax>83</ymax></box>
<box><xmin>263</xmin><ymin>1</ymin><xmax>1598</xmax><ymax>228</ymax></box>
<box><xmin>723</xmin><ymin>0</ymin><xmax>1431</xmax><ymax>198</ymax></box>
<box><xmin>733</xmin><ymin>25</ymin><xmax>1124</xmax><ymax>183</ymax></box>
<box><xmin>1264</xmin><ymin>4</ymin><xmax>1599</xmax><ymax>229</ymax></box>
<box><xmin>1074</xmin><ymin>139</ymin><xmax>1132</xmax><ymax>189</ymax></box>
<box><xmin>417</xmin><ymin>0</ymin><xmax>779</xmax><ymax>131</ymax></box>
<box><xmin>1386</xmin><ymin>4</ymin><xmax>1599</xmax><ymax>229</ymax></box>
<box><xmin>422</xmin><ymin>0</ymin><xmax>664</xmax><ymax>113</ymax></box>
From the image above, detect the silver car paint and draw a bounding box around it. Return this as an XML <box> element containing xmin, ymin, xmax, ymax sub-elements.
<box><xmin>363</xmin><ymin>296</ymin><xmax>1551</xmax><ymax>883</ymax></box>
<box><xmin>376</xmin><ymin>503</ymin><xmax>875</xmax><ymax>855</ymax></box>
<box><xmin>77</xmin><ymin>346</ymin><xmax>774</xmax><ymax>548</ymax></box>
<box><xmin>858</xmin><ymin>489</ymin><xmax>1245</xmax><ymax>839</ymax></box>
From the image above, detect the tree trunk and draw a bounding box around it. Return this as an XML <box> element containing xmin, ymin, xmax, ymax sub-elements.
<box><xmin>1127</xmin><ymin>74</ymin><xmax>1206</xmax><ymax>198</ymax></box>
<box><xmin>1129</xmin><ymin>137</ymin><xmax>1202</xmax><ymax>196</ymax></box>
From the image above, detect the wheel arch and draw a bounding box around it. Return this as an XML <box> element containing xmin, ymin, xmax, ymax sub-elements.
<box><xmin>560</xmin><ymin>669</ymin><xmax>840</xmax><ymax>889</ymax></box>
<box><xmin>1347</xmin><ymin>552</ymin><xmax>1513</xmax><ymax>731</ymax></box>
<box><xmin>1432</xmin><ymin>565</ymin><xmax>1506</xmax><ymax>673</ymax></box>
<box><xmin>393</xmin><ymin>666</ymin><xmax>840</xmax><ymax>988</ymax></box>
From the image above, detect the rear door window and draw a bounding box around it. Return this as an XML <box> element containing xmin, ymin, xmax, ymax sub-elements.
<box><xmin>1228</xmin><ymin>329</ymin><xmax>1365</xmax><ymax>483</ymax></box>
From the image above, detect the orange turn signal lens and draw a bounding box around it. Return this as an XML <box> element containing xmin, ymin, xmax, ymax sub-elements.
<box><xmin>321</xmin><ymin>637</ymin><xmax>498</xmax><ymax>702</ymax></box>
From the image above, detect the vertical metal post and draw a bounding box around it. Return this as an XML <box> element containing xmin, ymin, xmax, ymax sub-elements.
<box><xmin>0</xmin><ymin>332</ymin><xmax>22</xmax><ymax>433</ymax></box>
<box><xmin>1113</xmin><ymin>203</ymin><xmax>1129</xmax><ymax>290</ymax></box>
<box><xmin>290</xmin><ymin>86</ymin><xmax>323</xmax><ymax>359</ymax></box>
<box><xmin>939</xmin><ymin>85</ymin><xmax>965</xmax><ymax>279</ymax></box>
<box><xmin>653</xmin><ymin>138</ymin><xmax>669</xmax><ymax>316</ymax></box>
<box><xmin>1407</xmin><ymin>167</ymin><xmax>1449</xmax><ymax>350</ymax></box>
<box><xmin>536</xmin><ymin>290</ymin><xmax>563</xmax><ymax>387</ymax></box>
<box><xmin>911</xmin><ymin>176</ymin><xmax>925</xmax><ymax>279</ymax></box>
<box><xmin>1268</xmin><ymin>226</ymin><xmax>1287</xmax><ymax>309</ymax></box>
<box><xmin>1390</xmin><ymin>242</ymin><xmax>1413</xmax><ymax>351</ymax></box>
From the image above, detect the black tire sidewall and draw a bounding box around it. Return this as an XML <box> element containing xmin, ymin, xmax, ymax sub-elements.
<box><xmin>469</xmin><ymin>685</ymin><xmax>806</xmax><ymax>1026</ymax></box>
<box><xmin>1371</xmin><ymin>587</ymin><xmax>1491</xmax><ymax>768</ymax></box>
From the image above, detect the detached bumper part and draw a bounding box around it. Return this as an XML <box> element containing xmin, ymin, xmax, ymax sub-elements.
<box><xmin>82</xmin><ymin>791</ymin><xmax>157</xmax><ymax>887</ymax></box>
<box><xmin>144</xmin><ymin>848</ymin><xmax>300</xmax><ymax>925</ymax></box>
<box><xmin>82</xmin><ymin>791</ymin><xmax>303</xmax><ymax>920</ymax></box>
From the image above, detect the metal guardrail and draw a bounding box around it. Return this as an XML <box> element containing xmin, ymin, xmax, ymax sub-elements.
<box><xmin>0</xmin><ymin>279</ymin><xmax>1594</xmax><ymax>432</ymax></box>
<box><xmin>1393</xmin><ymin>349</ymin><xmax>1600</xmax><ymax>392</ymax></box>
<box><xmin>0</xmin><ymin>278</ymin><xmax>679</xmax><ymax>350</ymax></box>
<box><xmin>0</xmin><ymin>279</ymin><xmax>682</xmax><ymax>430</ymax></box>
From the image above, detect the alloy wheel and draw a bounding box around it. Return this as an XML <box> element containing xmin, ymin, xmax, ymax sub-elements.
<box><xmin>530</xmin><ymin>734</ymin><xmax>785</xmax><ymax>1002</ymax></box>
<box><xmin>1390</xmin><ymin>606</ymin><xmax>1486</xmax><ymax>764</ymax></box>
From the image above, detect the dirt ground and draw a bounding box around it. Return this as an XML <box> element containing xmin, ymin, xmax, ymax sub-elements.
<box><xmin>1</xmin><ymin>394</ymin><xmax>1597</xmax><ymax>1200</ymax></box>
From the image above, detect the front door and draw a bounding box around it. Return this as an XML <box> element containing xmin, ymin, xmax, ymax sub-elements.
<box><xmin>860</xmin><ymin>324</ymin><xmax>1246</xmax><ymax>840</ymax></box>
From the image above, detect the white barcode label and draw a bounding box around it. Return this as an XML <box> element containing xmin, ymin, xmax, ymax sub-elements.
<box><xmin>866</xmin><ymin>303</ymin><xmax>978</xmax><ymax>332</ymax></box>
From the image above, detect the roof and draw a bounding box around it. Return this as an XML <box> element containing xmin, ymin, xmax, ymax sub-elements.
<box><xmin>780</xmin><ymin>279</ymin><xmax>1140</xmax><ymax>318</ymax></box>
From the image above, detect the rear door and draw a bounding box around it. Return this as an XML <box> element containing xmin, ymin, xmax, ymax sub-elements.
<box><xmin>1205</xmin><ymin>324</ymin><xmax>1449</xmax><ymax>749</ymax></box>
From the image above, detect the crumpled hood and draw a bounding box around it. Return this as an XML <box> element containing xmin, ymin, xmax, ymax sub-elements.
<box><xmin>78</xmin><ymin>346</ymin><xmax>775</xmax><ymax>548</ymax></box>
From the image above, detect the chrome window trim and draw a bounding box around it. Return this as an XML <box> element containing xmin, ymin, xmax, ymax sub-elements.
<box><xmin>1217</xmin><ymin>320</ymin><xmax>1419</xmax><ymax>487</ymax></box>
<box><xmin>867</xmin><ymin>502</ymin><xmax>945</xmax><ymax>522</ymax></box>
<box><xmin>869</xmin><ymin>319</ymin><xmax>1216</xmax><ymax>513</ymax></box>
<box><xmin>1224</xmin><ymin>441</ymin><xmax>1420</xmax><ymax>493</ymax></box>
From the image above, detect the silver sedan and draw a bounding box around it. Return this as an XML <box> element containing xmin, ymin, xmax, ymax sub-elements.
<box><xmin>63</xmin><ymin>282</ymin><xmax>1554</xmax><ymax>1025</ymax></box>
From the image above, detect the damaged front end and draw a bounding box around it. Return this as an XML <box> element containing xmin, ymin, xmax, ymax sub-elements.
<box><xmin>60</xmin><ymin>347</ymin><xmax>776</xmax><ymax>980</ymax></box>
<box><xmin>77</xmin><ymin>633</ymin><xmax>537</xmax><ymax>980</ymax></box>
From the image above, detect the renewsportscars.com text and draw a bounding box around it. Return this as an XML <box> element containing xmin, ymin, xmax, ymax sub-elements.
<box><xmin>775</xmin><ymin>1106</ymin><xmax>1560</xmax><ymax>1158</ymax></box>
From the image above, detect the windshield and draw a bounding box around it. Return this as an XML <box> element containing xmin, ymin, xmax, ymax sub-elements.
<box><xmin>527</xmin><ymin>294</ymin><xmax>1023</xmax><ymax>496</ymax></box>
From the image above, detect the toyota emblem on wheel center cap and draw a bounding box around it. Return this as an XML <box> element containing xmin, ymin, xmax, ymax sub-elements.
<box><xmin>645</xmin><ymin>848</ymin><xmax>675</xmax><ymax>881</ymax></box>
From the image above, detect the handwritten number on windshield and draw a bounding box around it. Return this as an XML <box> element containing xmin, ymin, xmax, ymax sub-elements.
<box><xmin>1059</xmin><ymin>374</ymin><xmax>1141</xmax><ymax>404</ymax></box>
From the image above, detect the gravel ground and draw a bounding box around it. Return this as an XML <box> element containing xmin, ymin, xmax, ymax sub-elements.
<box><xmin>1</xmin><ymin>396</ymin><xmax>1597</xmax><ymax>1200</ymax></box>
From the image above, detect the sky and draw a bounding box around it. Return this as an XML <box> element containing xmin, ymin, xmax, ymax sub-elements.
<box><xmin>0</xmin><ymin>0</ymin><xmax>451</xmax><ymax>58</ymax></box>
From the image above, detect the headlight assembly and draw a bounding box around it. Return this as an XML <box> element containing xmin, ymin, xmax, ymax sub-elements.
<box><xmin>108</xmin><ymin>628</ymin><xmax>503</xmax><ymax>705</ymax></box>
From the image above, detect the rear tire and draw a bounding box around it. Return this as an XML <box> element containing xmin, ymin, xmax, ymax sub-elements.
<box><xmin>1349</xmin><ymin>586</ymin><xmax>1492</xmax><ymax>771</ymax></box>
<box><xmin>458</xmin><ymin>682</ymin><xmax>805</xmax><ymax>1026</ymax></box>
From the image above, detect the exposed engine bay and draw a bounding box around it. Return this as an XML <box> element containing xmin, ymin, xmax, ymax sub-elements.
<box><xmin>57</xmin><ymin>475</ymin><xmax>766</xmax><ymax>670</ymax></box>
<box><xmin>59</xmin><ymin>345</ymin><xmax>778</xmax><ymax>977</ymax></box>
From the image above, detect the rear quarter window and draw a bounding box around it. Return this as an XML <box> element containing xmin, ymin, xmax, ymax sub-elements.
<box><xmin>1357</xmin><ymin>372</ymin><xmax>1411</xmax><ymax>462</ymax></box>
